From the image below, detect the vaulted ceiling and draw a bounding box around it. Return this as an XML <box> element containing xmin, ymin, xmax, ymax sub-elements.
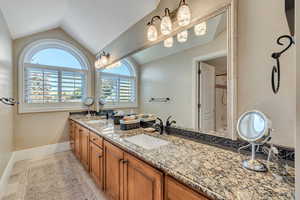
<box><xmin>0</xmin><ymin>0</ymin><xmax>160</xmax><ymax>54</ymax></box>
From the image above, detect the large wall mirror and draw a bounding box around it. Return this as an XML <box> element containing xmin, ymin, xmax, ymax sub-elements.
<box><xmin>97</xmin><ymin>2</ymin><xmax>237</xmax><ymax>140</ymax></box>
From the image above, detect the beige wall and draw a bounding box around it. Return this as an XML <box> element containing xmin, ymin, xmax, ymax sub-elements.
<box><xmin>295</xmin><ymin>0</ymin><xmax>299</xmax><ymax>198</ymax></box>
<box><xmin>0</xmin><ymin>10</ymin><xmax>13</xmax><ymax>177</ymax></box>
<box><xmin>102</xmin><ymin>0</ymin><xmax>296</xmax><ymax>148</ymax></box>
<box><xmin>139</xmin><ymin>31</ymin><xmax>226</xmax><ymax>129</ymax></box>
<box><xmin>237</xmin><ymin>0</ymin><xmax>295</xmax><ymax>147</ymax></box>
<box><xmin>13</xmin><ymin>28</ymin><xmax>95</xmax><ymax>150</ymax></box>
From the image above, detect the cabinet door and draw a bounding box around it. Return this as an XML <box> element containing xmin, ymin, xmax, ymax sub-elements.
<box><xmin>165</xmin><ymin>176</ymin><xmax>209</xmax><ymax>200</ymax></box>
<box><xmin>80</xmin><ymin>127</ymin><xmax>90</xmax><ymax>171</ymax></box>
<box><xmin>74</xmin><ymin>124</ymin><xmax>81</xmax><ymax>159</ymax></box>
<box><xmin>90</xmin><ymin>142</ymin><xmax>104</xmax><ymax>189</ymax></box>
<box><xmin>124</xmin><ymin>153</ymin><xmax>163</xmax><ymax>200</ymax></box>
<box><xmin>104</xmin><ymin>141</ymin><xmax>124</xmax><ymax>200</ymax></box>
<box><xmin>69</xmin><ymin>120</ymin><xmax>75</xmax><ymax>153</ymax></box>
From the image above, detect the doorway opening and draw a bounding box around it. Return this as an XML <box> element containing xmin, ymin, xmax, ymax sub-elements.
<box><xmin>197</xmin><ymin>56</ymin><xmax>228</xmax><ymax>134</ymax></box>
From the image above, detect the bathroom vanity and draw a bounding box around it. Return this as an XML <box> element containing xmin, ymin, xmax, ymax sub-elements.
<box><xmin>69</xmin><ymin>116</ymin><xmax>294</xmax><ymax>200</ymax></box>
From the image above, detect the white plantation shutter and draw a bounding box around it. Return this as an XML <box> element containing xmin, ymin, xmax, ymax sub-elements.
<box><xmin>100</xmin><ymin>72</ymin><xmax>136</xmax><ymax>107</ymax></box>
<box><xmin>25</xmin><ymin>67</ymin><xmax>59</xmax><ymax>103</ymax></box>
<box><xmin>61</xmin><ymin>71</ymin><xmax>85</xmax><ymax>103</ymax></box>
<box><xmin>101</xmin><ymin>75</ymin><xmax>118</xmax><ymax>104</ymax></box>
<box><xmin>119</xmin><ymin>77</ymin><xmax>135</xmax><ymax>103</ymax></box>
<box><xmin>24</xmin><ymin>65</ymin><xmax>86</xmax><ymax>104</ymax></box>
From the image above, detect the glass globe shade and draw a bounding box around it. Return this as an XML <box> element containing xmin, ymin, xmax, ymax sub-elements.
<box><xmin>95</xmin><ymin>58</ymin><xmax>102</xmax><ymax>69</ymax></box>
<box><xmin>195</xmin><ymin>22</ymin><xmax>207</xmax><ymax>36</ymax></box>
<box><xmin>164</xmin><ymin>37</ymin><xmax>174</xmax><ymax>48</ymax></box>
<box><xmin>147</xmin><ymin>24</ymin><xmax>158</xmax><ymax>41</ymax></box>
<box><xmin>177</xmin><ymin>4</ymin><xmax>191</xmax><ymax>26</ymax></box>
<box><xmin>100</xmin><ymin>55</ymin><xmax>109</xmax><ymax>66</ymax></box>
<box><xmin>161</xmin><ymin>16</ymin><xmax>172</xmax><ymax>35</ymax></box>
<box><xmin>177</xmin><ymin>30</ymin><xmax>188</xmax><ymax>43</ymax></box>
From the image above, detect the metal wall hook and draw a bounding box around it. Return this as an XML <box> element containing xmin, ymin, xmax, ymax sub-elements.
<box><xmin>271</xmin><ymin>35</ymin><xmax>294</xmax><ymax>94</ymax></box>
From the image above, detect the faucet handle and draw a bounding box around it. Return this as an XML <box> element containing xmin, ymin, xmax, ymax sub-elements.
<box><xmin>156</xmin><ymin>117</ymin><xmax>163</xmax><ymax>124</ymax></box>
<box><xmin>166</xmin><ymin>115</ymin><xmax>172</xmax><ymax>122</ymax></box>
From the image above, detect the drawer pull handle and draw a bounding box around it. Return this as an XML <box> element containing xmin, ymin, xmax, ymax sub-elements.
<box><xmin>122</xmin><ymin>160</ymin><xmax>129</xmax><ymax>164</ymax></box>
<box><xmin>93</xmin><ymin>138</ymin><xmax>96</xmax><ymax>141</ymax></box>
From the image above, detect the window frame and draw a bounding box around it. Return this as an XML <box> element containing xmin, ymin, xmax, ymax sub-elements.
<box><xmin>18</xmin><ymin>39</ymin><xmax>91</xmax><ymax>113</ymax></box>
<box><xmin>96</xmin><ymin>59</ymin><xmax>138</xmax><ymax>109</ymax></box>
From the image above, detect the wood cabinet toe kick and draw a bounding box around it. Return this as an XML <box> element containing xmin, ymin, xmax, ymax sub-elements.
<box><xmin>69</xmin><ymin>119</ymin><xmax>211</xmax><ymax>200</ymax></box>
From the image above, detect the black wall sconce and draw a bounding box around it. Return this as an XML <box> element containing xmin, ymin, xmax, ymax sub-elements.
<box><xmin>271</xmin><ymin>0</ymin><xmax>295</xmax><ymax>94</ymax></box>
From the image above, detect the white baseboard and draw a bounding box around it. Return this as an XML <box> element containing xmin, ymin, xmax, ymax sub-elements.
<box><xmin>0</xmin><ymin>142</ymin><xmax>70</xmax><ymax>198</ymax></box>
<box><xmin>13</xmin><ymin>142</ymin><xmax>71</xmax><ymax>162</ymax></box>
<box><xmin>0</xmin><ymin>153</ymin><xmax>15</xmax><ymax>198</ymax></box>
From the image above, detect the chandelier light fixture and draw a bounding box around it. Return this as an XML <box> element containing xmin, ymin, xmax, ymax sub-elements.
<box><xmin>164</xmin><ymin>37</ymin><xmax>174</xmax><ymax>48</ymax></box>
<box><xmin>194</xmin><ymin>21</ymin><xmax>207</xmax><ymax>36</ymax></box>
<box><xmin>147</xmin><ymin>16</ymin><xmax>161</xmax><ymax>42</ymax></box>
<box><xmin>160</xmin><ymin>8</ymin><xmax>173</xmax><ymax>35</ymax></box>
<box><xmin>146</xmin><ymin>0</ymin><xmax>201</xmax><ymax>47</ymax></box>
<box><xmin>177</xmin><ymin>30</ymin><xmax>188</xmax><ymax>43</ymax></box>
<box><xmin>177</xmin><ymin>0</ymin><xmax>192</xmax><ymax>27</ymax></box>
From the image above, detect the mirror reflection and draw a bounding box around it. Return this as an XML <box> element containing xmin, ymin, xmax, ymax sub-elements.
<box><xmin>238</xmin><ymin>113</ymin><xmax>266</xmax><ymax>140</ymax></box>
<box><xmin>97</xmin><ymin>11</ymin><xmax>230</xmax><ymax>138</ymax></box>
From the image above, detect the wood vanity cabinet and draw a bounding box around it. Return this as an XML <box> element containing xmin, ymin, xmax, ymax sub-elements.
<box><xmin>104</xmin><ymin>141</ymin><xmax>124</xmax><ymax>200</ymax></box>
<box><xmin>103</xmin><ymin>141</ymin><xmax>163</xmax><ymax>200</ymax></box>
<box><xmin>74</xmin><ymin>123</ymin><xmax>81</xmax><ymax>159</ymax></box>
<box><xmin>165</xmin><ymin>176</ymin><xmax>209</xmax><ymax>200</ymax></box>
<box><xmin>70</xmin><ymin>121</ymin><xmax>210</xmax><ymax>200</ymax></box>
<box><xmin>90</xmin><ymin>142</ymin><xmax>104</xmax><ymax>189</ymax></box>
<box><xmin>69</xmin><ymin>120</ymin><xmax>75</xmax><ymax>153</ymax></box>
<box><xmin>123</xmin><ymin>153</ymin><xmax>163</xmax><ymax>200</ymax></box>
<box><xmin>80</xmin><ymin>127</ymin><xmax>90</xmax><ymax>171</ymax></box>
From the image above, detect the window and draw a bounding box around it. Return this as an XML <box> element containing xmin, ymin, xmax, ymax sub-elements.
<box><xmin>19</xmin><ymin>39</ymin><xmax>90</xmax><ymax>113</ymax></box>
<box><xmin>98</xmin><ymin>60</ymin><xmax>137</xmax><ymax>108</ymax></box>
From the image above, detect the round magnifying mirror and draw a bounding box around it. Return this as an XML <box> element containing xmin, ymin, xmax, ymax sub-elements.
<box><xmin>238</xmin><ymin>110</ymin><xmax>271</xmax><ymax>143</ymax></box>
<box><xmin>84</xmin><ymin>97</ymin><xmax>94</xmax><ymax>106</ymax></box>
<box><xmin>83</xmin><ymin>97</ymin><xmax>94</xmax><ymax>117</ymax></box>
<box><xmin>237</xmin><ymin>110</ymin><xmax>272</xmax><ymax>172</ymax></box>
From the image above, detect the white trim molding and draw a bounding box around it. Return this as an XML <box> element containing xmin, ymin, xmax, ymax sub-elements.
<box><xmin>0</xmin><ymin>142</ymin><xmax>71</xmax><ymax>198</ymax></box>
<box><xmin>0</xmin><ymin>153</ymin><xmax>15</xmax><ymax>199</ymax></box>
<box><xmin>13</xmin><ymin>142</ymin><xmax>71</xmax><ymax>162</ymax></box>
<box><xmin>191</xmin><ymin>50</ymin><xmax>228</xmax><ymax>130</ymax></box>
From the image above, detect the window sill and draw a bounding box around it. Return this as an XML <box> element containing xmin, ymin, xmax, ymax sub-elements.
<box><xmin>18</xmin><ymin>104</ymin><xmax>88</xmax><ymax>114</ymax></box>
<box><xmin>102</xmin><ymin>104</ymin><xmax>138</xmax><ymax>110</ymax></box>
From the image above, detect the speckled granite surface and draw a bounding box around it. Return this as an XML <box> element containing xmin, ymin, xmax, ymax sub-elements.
<box><xmin>70</xmin><ymin>115</ymin><xmax>295</xmax><ymax>200</ymax></box>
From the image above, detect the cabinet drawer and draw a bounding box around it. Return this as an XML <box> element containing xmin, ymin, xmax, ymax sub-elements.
<box><xmin>90</xmin><ymin>131</ymin><xmax>103</xmax><ymax>148</ymax></box>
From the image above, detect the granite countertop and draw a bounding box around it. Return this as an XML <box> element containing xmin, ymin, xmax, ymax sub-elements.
<box><xmin>70</xmin><ymin>115</ymin><xmax>295</xmax><ymax>200</ymax></box>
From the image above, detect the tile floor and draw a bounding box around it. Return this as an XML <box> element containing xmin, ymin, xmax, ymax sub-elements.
<box><xmin>2</xmin><ymin>151</ymin><xmax>108</xmax><ymax>200</ymax></box>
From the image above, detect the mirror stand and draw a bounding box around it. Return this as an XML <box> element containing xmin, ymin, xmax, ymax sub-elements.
<box><xmin>242</xmin><ymin>143</ymin><xmax>267</xmax><ymax>172</ymax></box>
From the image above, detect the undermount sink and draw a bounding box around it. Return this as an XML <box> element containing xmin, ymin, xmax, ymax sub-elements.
<box><xmin>86</xmin><ymin>120</ymin><xmax>106</xmax><ymax>124</ymax></box>
<box><xmin>125</xmin><ymin>134</ymin><xmax>170</xmax><ymax>150</ymax></box>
